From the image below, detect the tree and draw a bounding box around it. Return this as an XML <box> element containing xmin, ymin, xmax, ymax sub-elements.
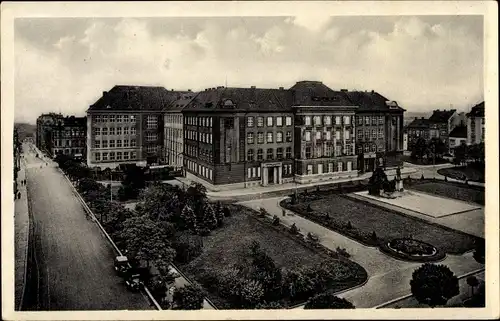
<box><xmin>172</xmin><ymin>284</ymin><xmax>204</xmax><ymax>310</ymax></box>
<box><xmin>121</xmin><ymin>164</ymin><xmax>146</xmax><ymax>200</ymax></box>
<box><xmin>289</xmin><ymin>223</ymin><xmax>299</xmax><ymax>235</ymax></box>
<box><xmin>368</xmin><ymin>167</ymin><xmax>387</xmax><ymax>195</ymax></box>
<box><xmin>466</xmin><ymin>276</ymin><xmax>479</xmax><ymax>297</ymax></box>
<box><xmin>186</xmin><ymin>183</ymin><xmax>207</xmax><ymax>215</ymax></box>
<box><xmin>172</xmin><ymin>233</ymin><xmax>203</xmax><ymax>263</ymax></box>
<box><xmin>411</xmin><ymin>137</ymin><xmax>429</xmax><ymax>162</ymax></box>
<box><xmin>453</xmin><ymin>143</ymin><xmax>468</xmax><ymax>166</ymax></box>
<box><xmin>428</xmin><ymin>138</ymin><xmax>447</xmax><ymax>161</ymax></box>
<box><xmin>304</xmin><ymin>293</ymin><xmax>355</xmax><ymax>309</ymax></box>
<box><xmin>410</xmin><ymin>263</ymin><xmax>459</xmax><ymax>307</ymax></box>
<box><xmin>239</xmin><ymin>279</ymin><xmax>265</xmax><ymax>308</ymax></box>
<box><xmin>180</xmin><ymin>205</ymin><xmax>197</xmax><ymax>231</ymax></box>
<box><xmin>202</xmin><ymin>203</ymin><xmax>218</xmax><ymax>231</ymax></box>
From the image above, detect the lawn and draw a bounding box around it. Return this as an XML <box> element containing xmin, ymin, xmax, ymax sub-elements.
<box><xmin>178</xmin><ymin>204</ymin><xmax>367</xmax><ymax>309</ymax></box>
<box><xmin>438</xmin><ymin>165</ymin><xmax>485</xmax><ymax>183</ymax></box>
<box><xmin>285</xmin><ymin>194</ymin><xmax>479</xmax><ymax>256</ymax></box>
<box><xmin>401</xmin><ymin>155</ymin><xmax>449</xmax><ymax>166</ymax></box>
<box><xmin>409</xmin><ymin>181</ymin><xmax>485</xmax><ymax>205</ymax></box>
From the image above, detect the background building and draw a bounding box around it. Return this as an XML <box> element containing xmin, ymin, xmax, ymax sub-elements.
<box><xmin>449</xmin><ymin>125</ymin><xmax>467</xmax><ymax>153</ymax></box>
<box><xmin>163</xmin><ymin>90</ymin><xmax>195</xmax><ymax>170</ymax></box>
<box><xmin>467</xmin><ymin>101</ymin><xmax>485</xmax><ymax>145</ymax></box>
<box><xmin>183</xmin><ymin>85</ymin><xmax>293</xmax><ymax>190</ymax></box>
<box><xmin>36</xmin><ymin>112</ymin><xmax>63</xmax><ymax>155</ymax></box>
<box><xmin>292</xmin><ymin>81</ymin><xmax>358</xmax><ymax>183</ymax></box>
<box><xmin>345</xmin><ymin>90</ymin><xmax>405</xmax><ymax>172</ymax></box>
<box><xmin>86</xmin><ymin>85</ymin><xmax>180</xmax><ymax>169</ymax></box>
<box><xmin>51</xmin><ymin>116</ymin><xmax>87</xmax><ymax>159</ymax></box>
<box><xmin>406</xmin><ymin>117</ymin><xmax>431</xmax><ymax>150</ymax></box>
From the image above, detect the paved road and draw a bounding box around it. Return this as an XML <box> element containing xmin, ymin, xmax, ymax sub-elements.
<box><xmin>22</xmin><ymin>143</ymin><xmax>152</xmax><ymax>311</ymax></box>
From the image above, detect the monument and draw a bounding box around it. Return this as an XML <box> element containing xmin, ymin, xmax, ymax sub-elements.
<box><xmin>395</xmin><ymin>166</ymin><xmax>404</xmax><ymax>192</ymax></box>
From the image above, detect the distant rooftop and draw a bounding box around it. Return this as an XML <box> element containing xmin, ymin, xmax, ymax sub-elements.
<box><xmin>429</xmin><ymin>109</ymin><xmax>456</xmax><ymax>123</ymax></box>
<box><xmin>449</xmin><ymin>125</ymin><xmax>467</xmax><ymax>138</ymax></box>
<box><xmin>467</xmin><ymin>101</ymin><xmax>485</xmax><ymax>118</ymax></box>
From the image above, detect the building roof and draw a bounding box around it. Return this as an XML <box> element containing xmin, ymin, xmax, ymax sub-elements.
<box><xmin>88</xmin><ymin>85</ymin><xmax>182</xmax><ymax>112</ymax></box>
<box><xmin>289</xmin><ymin>81</ymin><xmax>355</xmax><ymax>107</ymax></box>
<box><xmin>183</xmin><ymin>86</ymin><xmax>292</xmax><ymax>112</ymax></box>
<box><xmin>449</xmin><ymin>125</ymin><xmax>467</xmax><ymax>138</ymax></box>
<box><xmin>163</xmin><ymin>91</ymin><xmax>197</xmax><ymax>112</ymax></box>
<box><xmin>428</xmin><ymin>109</ymin><xmax>456</xmax><ymax>123</ymax></box>
<box><xmin>467</xmin><ymin>101</ymin><xmax>485</xmax><ymax>118</ymax></box>
<box><xmin>343</xmin><ymin>90</ymin><xmax>405</xmax><ymax>112</ymax></box>
<box><xmin>407</xmin><ymin>117</ymin><xmax>431</xmax><ymax>129</ymax></box>
<box><xmin>54</xmin><ymin>116</ymin><xmax>86</xmax><ymax>127</ymax></box>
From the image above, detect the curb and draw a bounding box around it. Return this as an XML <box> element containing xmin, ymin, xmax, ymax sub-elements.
<box><xmin>374</xmin><ymin>267</ymin><xmax>486</xmax><ymax>309</ymax></box>
<box><xmin>59</xmin><ymin>170</ymin><xmax>162</xmax><ymax>311</ymax></box>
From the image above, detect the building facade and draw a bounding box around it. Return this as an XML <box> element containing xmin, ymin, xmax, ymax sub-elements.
<box><xmin>163</xmin><ymin>91</ymin><xmax>195</xmax><ymax>169</ymax></box>
<box><xmin>406</xmin><ymin>117</ymin><xmax>431</xmax><ymax>150</ymax></box>
<box><xmin>51</xmin><ymin>116</ymin><xmax>87</xmax><ymax>159</ymax></box>
<box><xmin>36</xmin><ymin>113</ymin><xmax>63</xmax><ymax>155</ymax></box>
<box><xmin>449</xmin><ymin>125</ymin><xmax>467</xmax><ymax>153</ymax></box>
<box><xmin>467</xmin><ymin>101</ymin><xmax>485</xmax><ymax>145</ymax></box>
<box><xmin>292</xmin><ymin>82</ymin><xmax>358</xmax><ymax>183</ymax></box>
<box><xmin>86</xmin><ymin>86</ymin><xmax>180</xmax><ymax>169</ymax></box>
<box><xmin>182</xmin><ymin>86</ymin><xmax>293</xmax><ymax>190</ymax></box>
<box><xmin>345</xmin><ymin>91</ymin><xmax>405</xmax><ymax>172</ymax></box>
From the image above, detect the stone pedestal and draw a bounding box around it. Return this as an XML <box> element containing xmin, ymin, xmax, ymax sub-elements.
<box><xmin>396</xmin><ymin>179</ymin><xmax>404</xmax><ymax>192</ymax></box>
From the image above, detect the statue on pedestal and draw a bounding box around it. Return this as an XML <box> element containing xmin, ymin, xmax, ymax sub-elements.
<box><xmin>395</xmin><ymin>166</ymin><xmax>404</xmax><ymax>192</ymax></box>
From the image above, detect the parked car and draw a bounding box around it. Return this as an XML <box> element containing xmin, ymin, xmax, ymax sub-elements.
<box><xmin>125</xmin><ymin>273</ymin><xmax>143</xmax><ymax>292</ymax></box>
<box><xmin>114</xmin><ymin>255</ymin><xmax>130</xmax><ymax>276</ymax></box>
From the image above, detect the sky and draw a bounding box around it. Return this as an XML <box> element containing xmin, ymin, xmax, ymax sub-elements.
<box><xmin>14</xmin><ymin>15</ymin><xmax>484</xmax><ymax>124</ymax></box>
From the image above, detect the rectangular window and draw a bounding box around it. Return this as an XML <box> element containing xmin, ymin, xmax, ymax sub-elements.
<box><xmin>371</xmin><ymin>116</ymin><xmax>377</xmax><ymax>125</ymax></box>
<box><xmin>305</xmin><ymin>131</ymin><xmax>311</xmax><ymax>141</ymax></box>
<box><xmin>209</xmin><ymin>117</ymin><xmax>212</xmax><ymax>127</ymax></box>
<box><xmin>314</xmin><ymin>116</ymin><xmax>322</xmax><ymax>126</ymax></box>
<box><xmin>328</xmin><ymin>163</ymin><xmax>333</xmax><ymax>173</ymax></box>
<box><xmin>318</xmin><ymin>164</ymin><xmax>323</xmax><ymax>174</ymax></box>
<box><xmin>257</xmin><ymin>117</ymin><xmax>264</xmax><ymax>127</ymax></box>
<box><xmin>117</xmin><ymin>140</ymin><xmax>122</xmax><ymax>148</ymax></box>
<box><xmin>123</xmin><ymin>127</ymin><xmax>129</xmax><ymax>135</ymax></box>
<box><xmin>345</xmin><ymin>130</ymin><xmax>350</xmax><ymax>140</ymax></box>
<box><xmin>95</xmin><ymin>140</ymin><xmax>101</xmax><ymax>148</ymax></box>
<box><xmin>257</xmin><ymin>132</ymin><xmax>264</xmax><ymax>144</ymax></box>
<box><xmin>209</xmin><ymin>133</ymin><xmax>212</xmax><ymax>144</ymax></box>
<box><xmin>344</xmin><ymin>116</ymin><xmax>351</xmax><ymax>125</ymax></box>
<box><xmin>267</xmin><ymin>148</ymin><xmax>273</xmax><ymax>160</ymax></box>
<box><xmin>131</xmin><ymin>151</ymin><xmax>137</xmax><ymax>159</ymax></box>
<box><xmin>247</xmin><ymin>132</ymin><xmax>254</xmax><ymax>144</ymax></box>
<box><xmin>102</xmin><ymin>128</ymin><xmax>108</xmax><ymax>135</ymax></box>
<box><xmin>286</xmin><ymin>147</ymin><xmax>292</xmax><ymax>159</ymax></box>
<box><xmin>335</xmin><ymin>145</ymin><xmax>341</xmax><ymax>156</ymax></box>
<box><xmin>336</xmin><ymin>130</ymin><xmax>340</xmax><ymax>140</ymax></box>
<box><xmin>378</xmin><ymin>128</ymin><xmax>384</xmax><ymax>138</ymax></box>
<box><xmin>338</xmin><ymin>162</ymin><xmax>343</xmax><ymax>172</ymax></box>
<box><xmin>267</xmin><ymin>132</ymin><xmax>273</xmax><ymax>143</ymax></box>
<box><xmin>94</xmin><ymin>128</ymin><xmax>101</xmax><ymax>136</ymax></box>
<box><xmin>95</xmin><ymin>152</ymin><xmax>101</xmax><ymax>161</ymax></box>
<box><xmin>324</xmin><ymin>116</ymin><xmax>332</xmax><ymax>126</ymax></box>
<box><xmin>326</xmin><ymin>131</ymin><xmax>331</xmax><ymax>140</ymax></box>
<box><xmin>247</xmin><ymin>116</ymin><xmax>254</xmax><ymax>127</ymax></box>
<box><xmin>286</xmin><ymin>116</ymin><xmax>292</xmax><ymax>126</ymax></box>
<box><xmin>247</xmin><ymin>149</ymin><xmax>254</xmax><ymax>161</ymax></box>
<box><xmin>379</xmin><ymin>116</ymin><xmax>384</xmax><ymax>125</ymax></box>
<box><xmin>372</xmin><ymin>129</ymin><xmax>377</xmax><ymax>139</ymax></box>
<box><xmin>116</xmin><ymin>127</ymin><xmax>122</xmax><ymax>135</ymax></box>
<box><xmin>102</xmin><ymin>152</ymin><xmax>108</xmax><ymax>161</ymax></box>
<box><xmin>252</xmin><ymin>167</ymin><xmax>256</xmax><ymax>178</ymax></box>
<box><xmin>276</xmin><ymin>116</ymin><xmax>283</xmax><ymax>127</ymax></box>
<box><xmin>123</xmin><ymin>140</ymin><xmax>129</xmax><ymax>147</ymax></box>
<box><xmin>248</xmin><ymin>168</ymin><xmax>252</xmax><ymax>179</ymax></box>
<box><xmin>276</xmin><ymin>132</ymin><xmax>283</xmax><ymax>143</ymax></box>
<box><xmin>307</xmin><ymin>165</ymin><xmax>313</xmax><ymax>175</ymax></box>
<box><xmin>316</xmin><ymin>131</ymin><xmax>322</xmax><ymax>140</ymax></box>
<box><xmin>357</xmin><ymin>117</ymin><xmax>363</xmax><ymax>125</ymax></box>
<box><xmin>276</xmin><ymin>148</ymin><xmax>283</xmax><ymax>159</ymax></box>
<box><xmin>257</xmin><ymin>149</ymin><xmax>263</xmax><ymax>160</ymax></box>
<box><xmin>109</xmin><ymin>140</ymin><xmax>115</xmax><ymax>148</ymax></box>
<box><xmin>357</xmin><ymin>129</ymin><xmax>363</xmax><ymax>139</ymax></box>
<box><xmin>131</xmin><ymin>127</ymin><xmax>136</xmax><ymax>135</ymax></box>
<box><xmin>335</xmin><ymin>116</ymin><xmax>341</xmax><ymax>125</ymax></box>
<box><xmin>109</xmin><ymin>115</ymin><xmax>115</xmax><ymax>123</ymax></box>
<box><xmin>257</xmin><ymin>167</ymin><xmax>261</xmax><ymax>178</ymax></box>
<box><xmin>365</xmin><ymin>117</ymin><xmax>370</xmax><ymax>125</ymax></box>
<box><xmin>267</xmin><ymin>116</ymin><xmax>273</xmax><ymax>127</ymax></box>
<box><xmin>131</xmin><ymin>139</ymin><xmax>136</xmax><ymax>147</ymax></box>
<box><xmin>306</xmin><ymin>147</ymin><xmax>311</xmax><ymax>159</ymax></box>
<box><xmin>116</xmin><ymin>152</ymin><xmax>122</xmax><ymax>160</ymax></box>
<box><xmin>305</xmin><ymin>116</ymin><xmax>312</xmax><ymax>126</ymax></box>
<box><xmin>102</xmin><ymin>140</ymin><xmax>108</xmax><ymax>148</ymax></box>
<box><xmin>123</xmin><ymin>151</ymin><xmax>129</xmax><ymax>160</ymax></box>
<box><xmin>286</xmin><ymin>131</ymin><xmax>292</xmax><ymax>142</ymax></box>
<box><xmin>109</xmin><ymin>127</ymin><xmax>115</xmax><ymax>135</ymax></box>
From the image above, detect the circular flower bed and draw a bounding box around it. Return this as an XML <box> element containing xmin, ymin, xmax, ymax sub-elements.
<box><xmin>380</xmin><ymin>238</ymin><xmax>445</xmax><ymax>262</ymax></box>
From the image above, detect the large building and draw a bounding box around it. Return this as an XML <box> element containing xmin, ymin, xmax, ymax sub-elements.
<box><xmin>345</xmin><ymin>90</ymin><xmax>405</xmax><ymax>172</ymax></box>
<box><xmin>163</xmin><ymin>90</ymin><xmax>195</xmax><ymax>169</ymax></box>
<box><xmin>51</xmin><ymin>116</ymin><xmax>87</xmax><ymax>159</ymax></box>
<box><xmin>449</xmin><ymin>125</ymin><xmax>467</xmax><ymax>153</ymax></box>
<box><xmin>292</xmin><ymin>82</ymin><xmax>358</xmax><ymax>183</ymax></box>
<box><xmin>86</xmin><ymin>85</ymin><xmax>182</xmax><ymax>169</ymax></box>
<box><xmin>36</xmin><ymin>112</ymin><xmax>63</xmax><ymax>155</ymax></box>
<box><xmin>466</xmin><ymin>101</ymin><xmax>485</xmax><ymax>145</ymax></box>
<box><xmin>182</xmin><ymin>85</ymin><xmax>294</xmax><ymax>190</ymax></box>
<box><xmin>406</xmin><ymin>117</ymin><xmax>431</xmax><ymax>150</ymax></box>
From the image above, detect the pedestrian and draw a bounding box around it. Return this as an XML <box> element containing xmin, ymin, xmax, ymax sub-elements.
<box><xmin>17</xmin><ymin>192</ymin><xmax>21</xmax><ymax>199</ymax></box>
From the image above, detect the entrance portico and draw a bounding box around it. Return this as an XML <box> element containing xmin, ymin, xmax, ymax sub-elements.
<box><xmin>262</xmin><ymin>162</ymin><xmax>283</xmax><ymax>186</ymax></box>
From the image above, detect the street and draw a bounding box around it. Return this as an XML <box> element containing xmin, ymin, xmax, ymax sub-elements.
<box><xmin>22</xmin><ymin>143</ymin><xmax>152</xmax><ymax>310</ymax></box>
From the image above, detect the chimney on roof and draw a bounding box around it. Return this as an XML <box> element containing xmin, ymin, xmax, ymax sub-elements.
<box><xmin>103</xmin><ymin>91</ymin><xmax>107</xmax><ymax>96</ymax></box>
<box><xmin>341</xmin><ymin>89</ymin><xmax>348</xmax><ymax>92</ymax></box>
<box><xmin>279</xmin><ymin>87</ymin><xmax>284</xmax><ymax>90</ymax></box>
<box><xmin>188</xmin><ymin>89</ymin><xmax>192</xmax><ymax>92</ymax></box>
<box><xmin>251</xmin><ymin>86</ymin><xmax>256</xmax><ymax>89</ymax></box>
<box><xmin>371</xmin><ymin>90</ymin><xmax>374</xmax><ymax>94</ymax></box>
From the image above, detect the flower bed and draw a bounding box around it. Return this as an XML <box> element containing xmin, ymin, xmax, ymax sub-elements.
<box><xmin>379</xmin><ymin>238</ymin><xmax>445</xmax><ymax>262</ymax></box>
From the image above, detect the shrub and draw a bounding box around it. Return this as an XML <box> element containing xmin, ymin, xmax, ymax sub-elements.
<box><xmin>272</xmin><ymin>215</ymin><xmax>280</xmax><ymax>226</ymax></box>
<box><xmin>289</xmin><ymin>223</ymin><xmax>300</xmax><ymax>235</ymax></box>
<box><xmin>172</xmin><ymin>284</ymin><xmax>204</xmax><ymax>310</ymax></box>
<box><xmin>307</xmin><ymin>204</ymin><xmax>313</xmax><ymax>212</ymax></box>
<box><xmin>239</xmin><ymin>279</ymin><xmax>265</xmax><ymax>308</ymax></box>
<box><xmin>336</xmin><ymin>247</ymin><xmax>350</xmax><ymax>258</ymax></box>
<box><xmin>410</xmin><ymin>263</ymin><xmax>459</xmax><ymax>307</ymax></box>
<box><xmin>371</xmin><ymin>231</ymin><xmax>378</xmax><ymax>242</ymax></box>
<box><xmin>172</xmin><ymin>234</ymin><xmax>203</xmax><ymax>263</ymax></box>
<box><xmin>346</xmin><ymin>221</ymin><xmax>353</xmax><ymax>229</ymax></box>
<box><xmin>255</xmin><ymin>301</ymin><xmax>284</xmax><ymax>309</ymax></box>
<box><xmin>304</xmin><ymin>293</ymin><xmax>355</xmax><ymax>309</ymax></box>
<box><xmin>306</xmin><ymin>232</ymin><xmax>320</xmax><ymax>245</ymax></box>
<box><xmin>473</xmin><ymin>239</ymin><xmax>485</xmax><ymax>264</ymax></box>
<box><xmin>223</xmin><ymin>206</ymin><xmax>231</xmax><ymax>217</ymax></box>
<box><xmin>444</xmin><ymin>176</ymin><xmax>448</xmax><ymax>182</ymax></box>
<box><xmin>421</xmin><ymin>174</ymin><xmax>425</xmax><ymax>180</ymax></box>
<box><xmin>259</xmin><ymin>208</ymin><xmax>269</xmax><ymax>218</ymax></box>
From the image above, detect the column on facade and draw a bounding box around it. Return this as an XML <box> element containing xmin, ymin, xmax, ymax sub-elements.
<box><xmin>263</xmin><ymin>166</ymin><xmax>268</xmax><ymax>186</ymax></box>
<box><xmin>278</xmin><ymin>165</ymin><xmax>282</xmax><ymax>184</ymax></box>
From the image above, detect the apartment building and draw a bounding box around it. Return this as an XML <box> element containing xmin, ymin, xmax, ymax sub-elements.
<box><xmin>467</xmin><ymin>101</ymin><xmax>485</xmax><ymax>145</ymax></box>
<box><xmin>163</xmin><ymin>91</ymin><xmax>195</xmax><ymax>169</ymax></box>
<box><xmin>36</xmin><ymin>112</ymin><xmax>63</xmax><ymax>155</ymax></box>
<box><xmin>182</xmin><ymin>85</ymin><xmax>293</xmax><ymax>190</ymax></box>
<box><xmin>51</xmin><ymin>116</ymin><xmax>87</xmax><ymax>159</ymax></box>
<box><xmin>86</xmin><ymin>85</ymin><xmax>180</xmax><ymax>169</ymax></box>
<box><xmin>449</xmin><ymin>125</ymin><xmax>467</xmax><ymax>153</ymax></box>
<box><xmin>406</xmin><ymin>117</ymin><xmax>431</xmax><ymax>150</ymax></box>
<box><xmin>292</xmin><ymin>82</ymin><xmax>358</xmax><ymax>183</ymax></box>
<box><xmin>345</xmin><ymin>90</ymin><xmax>405</xmax><ymax>172</ymax></box>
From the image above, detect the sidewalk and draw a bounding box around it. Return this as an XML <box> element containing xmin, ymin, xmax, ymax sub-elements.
<box><xmin>14</xmin><ymin>156</ymin><xmax>29</xmax><ymax>310</ymax></box>
<box><xmin>179</xmin><ymin>167</ymin><xmax>417</xmax><ymax>200</ymax></box>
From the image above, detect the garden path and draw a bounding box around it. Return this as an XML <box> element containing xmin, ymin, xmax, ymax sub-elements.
<box><xmin>238</xmin><ymin>197</ymin><xmax>484</xmax><ymax>308</ymax></box>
